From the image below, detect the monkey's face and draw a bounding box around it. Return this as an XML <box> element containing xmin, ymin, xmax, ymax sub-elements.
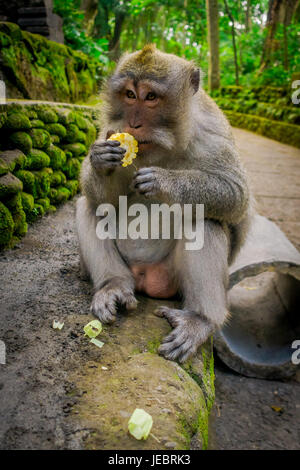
<box><xmin>108</xmin><ymin>77</ymin><xmax>178</xmax><ymax>156</ymax></box>
<box><xmin>119</xmin><ymin>79</ymin><xmax>166</xmax><ymax>155</ymax></box>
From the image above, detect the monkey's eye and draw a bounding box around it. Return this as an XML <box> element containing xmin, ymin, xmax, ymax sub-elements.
<box><xmin>145</xmin><ymin>92</ymin><xmax>157</xmax><ymax>101</ymax></box>
<box><xmin>126</xmin><ymin>90</ymin><xmax>136</xmax><ymax>99</ymax></box>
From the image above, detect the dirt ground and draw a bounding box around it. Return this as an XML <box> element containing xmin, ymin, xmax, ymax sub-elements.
<box><xmin>0</xmin><ymin>128</ymin><xmax>299</xmax><ymax>450</ymax></box>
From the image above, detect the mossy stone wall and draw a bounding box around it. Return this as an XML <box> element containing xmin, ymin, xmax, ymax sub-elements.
<box><xmin>0</xmin><ymin>22</ymin><xmax>102</xmax><ymax>102</ymax></box>
<box><xmin>0</xmin><ymin>102</ymin><xmax>98</xmax><ymax>249</ymax></box>
<box><xmin>212</xmin><ymin>86</ymin><xmax>300</xmax><ymax>148</ymax></box>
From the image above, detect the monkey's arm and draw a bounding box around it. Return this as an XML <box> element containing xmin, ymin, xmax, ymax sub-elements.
<box><xmin>134</xmin><ymin>146</ymin><xmax>249</xmax><ymax>225</ymax></box>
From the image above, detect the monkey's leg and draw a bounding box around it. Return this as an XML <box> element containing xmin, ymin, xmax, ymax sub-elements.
<box><xmin>76</xmin><ymin>196</ymin><xmax>137</xmax><ymax>323</ymax></box>
<box><xmin>155</xmin><ymin>220</ymin><xmax>229</xmax><ymax>363</ymax></box>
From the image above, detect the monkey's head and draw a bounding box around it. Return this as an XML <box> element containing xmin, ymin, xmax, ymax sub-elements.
<box><xmin>104</xmin><ymin>45</ymin><xmax>201</xmax><ymax>156</ymax></box>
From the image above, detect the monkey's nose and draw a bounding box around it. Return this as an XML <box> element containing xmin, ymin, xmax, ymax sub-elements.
<box><xmin>129</xmin><ymin>122</ymin><xmax>142</xmax><ymax>129</ymax></box>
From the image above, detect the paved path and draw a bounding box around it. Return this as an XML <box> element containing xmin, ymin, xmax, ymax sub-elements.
<box><xmin>0</xmin><ymin>128</ymin><xmax>299</xmax><ymax>449</ymax></box>
<box><xmin>212</xmin><ymin>129</ymin><xmax>300</xmax><ymax>450</ymax></box>
<box><xmin>234</xmin><ymin>128</ymin><xmax>300</xmax><ymax>250</ymax></box>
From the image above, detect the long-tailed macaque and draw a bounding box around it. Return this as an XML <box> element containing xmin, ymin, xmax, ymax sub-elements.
<box><xmin>76</xmin><ymin>45</ymin><xmax>251</xmax><ymax>363</ymax></box>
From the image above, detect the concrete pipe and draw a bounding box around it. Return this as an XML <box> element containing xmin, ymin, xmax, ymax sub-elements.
<box><xmin>214</xmin><ymin>214</ymin><xmax>300</xmax><ymax>380</ymax></box>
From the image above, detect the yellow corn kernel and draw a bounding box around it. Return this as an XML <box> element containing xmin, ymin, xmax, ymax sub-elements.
<box><xmin>109</xmin><ymin>133</ymin><xmax>138</xmax><ymax>167</ymax></box>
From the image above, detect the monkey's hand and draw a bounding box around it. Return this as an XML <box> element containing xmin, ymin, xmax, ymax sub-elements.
<box><xmin>90</xmin><ymin>139</ymin><xmax>126</xmax><ymax>171</ymax></box>
<box><xmin>133</xmin><ymin>167</ymin><xmax>163</xmax><ymax>198</ymax></box>
<box><xmin>154</xmin><ymin>306</ymin><xmax>214</xmax><ymax>363</ymax></box>
<box><xmin>91</xmin><ymin>277</ymin><xmax>138</xmax><ymax>323</ymax></box>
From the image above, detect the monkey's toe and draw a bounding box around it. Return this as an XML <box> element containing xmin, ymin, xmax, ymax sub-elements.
<box><xmin>90</xmin><ymin>285</ymin><xmax>137</xmax><ymax>323</ymax></box>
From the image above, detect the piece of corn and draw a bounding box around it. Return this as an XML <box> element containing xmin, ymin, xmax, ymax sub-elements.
<box><xmin>109</xmin><ymin>133</ymin><xmax>138</xmax><ymax>167</ymax></box>
<box><xmin>128</xmin><ymin>408</ymin><xmax>153</xmax><ymax>440</ymax></box>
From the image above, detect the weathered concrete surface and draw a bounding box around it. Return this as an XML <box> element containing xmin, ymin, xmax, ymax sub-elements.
<box><xmin>0</xmin><ymin>199</ymin><xmax>214</xmax><ymax>450</ymax></box>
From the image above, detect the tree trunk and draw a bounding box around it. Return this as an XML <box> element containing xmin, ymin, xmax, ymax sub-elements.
<box><xmin>206</xmin><ymin>0</ymin><xmax>220</xmax><ymax>91</ymax></box>
<box><xmin>80</xmin><ymin>0</ymin><xmax>98</xmax><ymax>36</ymax></box>
<box><xmin>224</xmin><ymin>0</ymin><xmax>239</xmax><ymax>86</ymax></box>
<box><xmin>259</xmin><ymin>0</ymin><xmax>299</xmax><ymax>73</ymax></box>
<box><xmin>245</xmin><ymin>0</ymin><xmax>252</xmax><ymax>32</ymax></box>
<box><xmin>109</xmin><ymin>12</ymin><xmax>126</xmax><ymax>59</ymax></box>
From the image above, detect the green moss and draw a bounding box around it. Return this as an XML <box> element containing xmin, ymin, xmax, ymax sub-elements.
<box><xmin>50</xmin><ymin>170</ymin><xmax>67</xmax><ymax>187</ymax></box>
<box><xmin>50</xmin><ymin>135</ymin><xmax>60</xmax><ymax>144</ymax></box>
<box><xmin>29</xmin><ymin>128</ymin><xmax>51</xmax><ymax>149</ymax></box>
<box><xmin>85</xmin><ymin>122</ymin><xmax>97</xmax><ymax>148</ymax></box>
<box><xmin>57</xmin><ymin>108</ymin><xmax>77</xmax><ymax>125</ymax></box>
<box><xmin>34</xmin><ymin>203</ymin><xmax>45</xmax><ymax>216</ymax></box>
<box><xmin>0</xmin><ymin>31</ymin><xmax>12</xmax><ymax>47</ymax></box>
<box><xmin>64</xmin><ymin>123</ymin><xmax>82</xmax><ymax>143</ymax></box>
<box><xmin>74</xmin><ymin>113</ymin><xmax>88</xmax><ymax>130</ymax></box>
<box><xmin>21</xmin><ymin>191</ymin><xmax>34</xmax><ymax>214</ymax></box>
<box><xmin>13</xmin><ymin>208</ymin><xmax>27</xmax><ymax>237</ymax></box>
<box><xmin>1</xmin><ymin>149</ymin><xmax>26</xmax><ymax>172</ymax></box>
<box><xmin>5</xmin><ymin>192</ymin><xmax>22</xmax><ymax>212</ymax></box>
<box><xmin>0</xmin><ymin>157</ymin><xmax>9</xmax><ymax>175</ymax></box>
<box><xmin>32</xmin><ymin>169</ymin><xmax>51</xmax><ymax>198</ymax></box>
<box><xmin>62</xmin><ymin>157</ymin><xmax>81</xmax><ymax>179</ymax></box>
<box><xmin>224</xmin><ymin>110</ymin><xmax>300</xmax><ymax>148</ymax></box>
<box><xmin>36</xmin><ymin>108</ymin><xmax>58</xmax><ymax>124</ymax></box>
<box><xmin>30</xmin><ymin>119</ymin><xmax>45</xmax><ymax>128</ymax></box>
<box><xmin>36</xmin><ymin>197</ymin><xmax>50</xmax><ymax>211</ymax></box>
<box><xmin>65</xmin><ymin>179</ymin><xmax>79</xmax><ymax>197</ymax></box>
<box><xmin>4</xmin><ymin>112</ymin><xmax>31</xmax><ymax>130</ymax></box>
<box><xmin>9</xmin><ymin>131</ymin><xmax>32</xmax><ymax>154</ymax></box>
<box><xmin>26</xmin><ymin>205</ymin><xmax>39</xmax><ymax>224</ymax></box>
<box><xmin>26</xmin><ymin>148</ymin><xmax>50</xmax><ymax>170</ymax></box>
<box><xmin>0</xmin><ymin>172</ymin><xmax>23</xmax><ymax>198</ymax></box>
<box><xmin>0</xmin><ymin>201</ymin><xmax>14</xmax><ymax>246</ymax></box>
<box><xmin>146</xmin><ymin>338</ymin><xmax>161</xmax><ymax>354</ymax></box>
<box><xmin>15</xmin><ymin>170</ymin><xmax>35</xmax><ymax>195</ymax></box>
<box><xmin>45</xmin><ymin>123</ymin><xmax>67</xmax><ymax>138</ymax></box>
<box><xmin>46</xmin><ymin>144</ymin><xmax>67</xmax><ymax>170</ymax></box>
<box><xmin>49</xmin><ymin>185</ymin><xmax>71</xmax><ymax>204</ymax></box>
<box><xmin>0</xmin><ymin>112</ymin><xmax>7</xmax><ymax>129</ymax></box>
<box><xmin>27</xmin><ymin>110</ymin><xmax>38</xmax><ymax>119</ymax></box>
<box><xmin>62</xmin><ymin>143</ymin><xmax>87</xmax><ymax>157</ymax></box>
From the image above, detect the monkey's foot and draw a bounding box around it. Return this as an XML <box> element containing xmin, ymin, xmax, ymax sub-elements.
<box><xmin>154</xmin><ymin>306</ymin><xmax>214</xmax><ymax>363</ymax></box>
<box><xmin>91</xmin><ymin>279</ymin><xmax>137</xmax><ymax>323</ymax></box>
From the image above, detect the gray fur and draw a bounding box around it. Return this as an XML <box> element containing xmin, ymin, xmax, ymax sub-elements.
<box><xmin>77</xmin><ymin>47</ymin><xmax>251</xmax><ymax>362</ymax></box>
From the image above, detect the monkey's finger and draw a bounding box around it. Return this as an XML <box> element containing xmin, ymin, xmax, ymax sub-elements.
<box><xmin>135</xmin><ymin>182</ymin><xmax>156</xmax><ymax>194</ymax></box>
<box><xmin>93</xmin><ymin>146</ymin><xmax>125</xmax><ymax>156</ymax></box>
<box><xmin>94</xmin><ymin>140</ymin><xmax>121</xmax><ymax>148</ymax></box>
<box><xmin>135</xmin><ymin>167</ymin><xmax>156</xmax><ymax>175</ymax></box>
<box><xmin>133</xmin><ymin>173</ymin><xmax>155</xmax><ymax>185</ymax></box>
<box><xmin>154</xmin><ymin>306</ymin><xmax>180</xmax><ymax>327</ymax></box>
<box><xmin>100</xmin><ymin>153</ymin><xmax>124</xmax><ymax>161</ymax></box>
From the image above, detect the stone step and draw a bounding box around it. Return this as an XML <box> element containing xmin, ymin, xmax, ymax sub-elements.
<box><xmin>22</xmin><ymin>25</ymin><xmax>49</xmax><ymax>35</ymax></box>
<box><xmin>18</xmin><ymin>18</ymin><xmax>48</xmax><ymax>27</ymax></box>
<box><xmin>17</xmin><ymin>7</ymin><xmax>47</xmax><ymax>17</ymax></box>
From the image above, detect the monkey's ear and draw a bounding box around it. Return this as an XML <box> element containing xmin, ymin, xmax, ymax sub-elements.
<box><xmin>190</xmin><ymin>69</ymin><xmax>200</xmax><ymax>94</ymax></box>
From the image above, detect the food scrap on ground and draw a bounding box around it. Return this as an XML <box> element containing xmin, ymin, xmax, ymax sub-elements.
<box><xmin>128</xmin><ymin>408</ymin><xmax>153</xmax><ymax>440</ymax></box>
<box><xmin>83</xmin><ymin>320</ymin><xmax>102</xmax><ymax>338</ymax></box>
<box><xmin>90</xmin><ymin>338</ymin><xmax>104</xmax><ymax>348</ymax></box>
<box><xmin>52</xmin><ymin>320</ymin><xmax>64</xmax><ymax>330</ymax></box>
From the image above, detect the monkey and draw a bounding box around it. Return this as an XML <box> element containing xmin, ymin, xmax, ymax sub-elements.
<box><xmin>76</xmin><ymin>44</ymin><xmax>251</xmax><ymax>363</ymax></box>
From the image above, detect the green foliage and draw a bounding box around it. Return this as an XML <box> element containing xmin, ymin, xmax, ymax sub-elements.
<box><xmin>53</xmin><ymin>0</ymin><xmax>109</xmax><ymax>66</ymax></box>
<box><xmin>52</xmin><ymin>0</ymin><xmax>299</xmax><ymax>88</ymax></box>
